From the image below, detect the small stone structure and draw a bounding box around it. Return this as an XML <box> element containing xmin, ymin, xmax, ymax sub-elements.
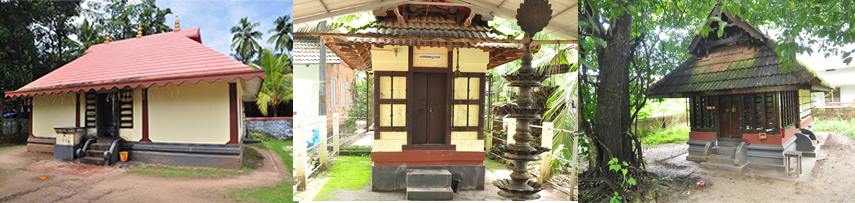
<box><xmin>245</xmin><ymin>117</ymin><xmax>293</xmax><ymax>139</ymax></box>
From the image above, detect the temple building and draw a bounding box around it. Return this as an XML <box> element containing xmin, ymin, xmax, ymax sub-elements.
<box><xmin>318</xmin><ymin>2</ymin><xmax>526</xmax><ymax>199</ymax></box>
<box><xmin>4</xmin><ymin>28</ymin><xmax>264</xmax><ymax>168</ymax></box>
<box><xmin>647</xmin><ymin>6</ymin><xmax>830</xmax><ymax>172</ymax></box>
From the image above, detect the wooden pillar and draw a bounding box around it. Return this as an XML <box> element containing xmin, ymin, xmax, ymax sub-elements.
<box><xmin>227</xmin><ymin>83</ymin><xmax>238</xmax><ymax>144</ymax></box>
<box><xmin>141</xmin><ymin>88</ymin><xmax>151</xmax><ymax>142</ymax></box>
<box><xmin>333</xmin><ymin>113</ymin><xmax>341</xmax><ymax>155</ymax></box>
<box><xmin>75</xmin><ymin>93</ymin><xmax>80</xmax><ymax>128</ymax></box>
<box><xmin>538</xmin><ymin>122</ymin><xmax>554</xmax><ymax>183</ymax></box>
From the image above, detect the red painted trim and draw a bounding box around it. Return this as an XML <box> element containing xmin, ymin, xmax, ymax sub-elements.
<box><xmin>29</xmin><ymin>99</ymin><xmax>33</xmax><ymax>137</ymax></box>
<box><xmin>227</xmin><ymin>83</ymin><xmax>238</xmax><ymax>144</ymax></box>
<box><xmin>140</xmin><ymin>89</ymin><xmax>151</xmax><ymax>142</ymax></box>
<box><xmin>689</xmin><ymin>131</ymin><xmax>716</xmax><ymax>141</ymax></box>
<box><xmin>371</xmin><ymin>150</ymin><xmax>485</xmax><ymax>166</ymax></box>
<box><xmin>245</xmin><ymin>117</ymin><xmax>293</xmax><ymax>121</ymax></box>
<box><xmin>75</xmin><ymin>93</ymin><xmax>80</xmax><ymax>128</ymax></box>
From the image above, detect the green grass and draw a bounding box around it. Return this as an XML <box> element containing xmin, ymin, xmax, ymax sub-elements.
<box><xmin>231</xmin><ymin>181</ymin><xmax>294</xmax><ymax>203</ymax></box>
<box><xmin>813</xmin><ymin>118</ymin><xmax>855</xmax><ymax>138</ymax></box>
<box><xmin>231</xmin><ymin>140</ymin><xmax>295</xmax><ymax>203</ymax></box>
<box><xmin>253</xmin><ymin>140</ymin><xmax>293</xmax><ymax>170</ymax></box>
<box><xmin>129</xmin><ymin>147</ymin><xmax>263</xmax><ymax>177</ymax></box>
<box><xmin>314</xmin><ymin>155</ymin><xmax>372</xmax><ymax>201</ymax></box>
<box><xmin>486</xmin><ymin>158</ymin><xmax>507</xmax><ymax>171</ymax></box>
<box><xmin>640</xmin><ymin>125</ymin><xmax>690</xmax><ymax>145</ymax></box>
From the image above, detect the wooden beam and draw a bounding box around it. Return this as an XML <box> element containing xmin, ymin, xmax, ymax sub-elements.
<box><xmin>298</xmin><ymin>32</ymin><xmax>577</xmax><ymax>45</ymax></box>
<box><xmin>295</xmin><ymin>0</ymin><xmax>414</xmax><ymax>24</ymax></box>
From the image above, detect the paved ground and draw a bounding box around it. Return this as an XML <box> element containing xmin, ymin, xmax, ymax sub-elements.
<box><xmin>295</xmin><ymin>159</ymin><xmax>571</xmax><ymax>201</ymax></box>
<box><xmin>0</xmin><ymin>146</ymin><xmax>288</xmax><ymax>203</ymax></box>
<box><xmin>646</xmin><ymin>132</ymin><xmax>855</xmax><ymax>202</ymax></box>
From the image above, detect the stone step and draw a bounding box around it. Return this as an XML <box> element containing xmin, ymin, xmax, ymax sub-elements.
<box><xmin>713</xmin><ymin>146</ymin><xmax>737</xmax><ymax>156</ymax></box>
<box><xmin>80</xmin><ymin>156</ymin><xmax>105</xmax><ymax>166</ymax></box>
<box><xmin>406</xmin><ymin>187</ymin><xmax>453</xmax><ymax>201</ymax></box>
<box><xmin>701</xmin><ymin>161</ymin><xmax>747</xmax><ymax>173</ymax></box>
<box><xmin>85</xmin><ymin>149</ymin><xmax>105</xmax><ymax>158</ymax></box>
<box><xmin>406</xmin><ymin>169</ymin><xmax>451</xmax><ymax>189</ymax></box>
<box><xmin>706</xmin><ymin>154</ymin><xmax>735</xmax><ymax>164</ymax></box>
<box><xmin>89</xmin><ymin>142</ymin><xmax>112</xmax><ymax>150</ymax></box>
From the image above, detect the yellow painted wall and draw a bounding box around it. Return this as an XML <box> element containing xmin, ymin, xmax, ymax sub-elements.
<box><xmin>379</xmin><ymin>76</ymin><xmax>406</xmax><ymax>99</ymax></box>
<box><xmin>413</xmin><ymin>47</ymin><xmax>449</xmax><ymax>68</ymax></box>
<box><xmin>32</xmin><ymin>94</ymin><xmax>77</xmax><ymax>138</ymax></box>
<box><xmin>373</xmin><ymin>131</ymin><xmax>407</xmax><ymax>152</ymax></box>
<box><xmin>371</xmin><ymin>45</ymin><xmax>409</xmax><ymax>71</ymax></box>
<box><xmin>453</xmin><ymin>104</ymin><xmax>479</xmax><ymax>127</ymax></box>
<box><xmin>379</xmin><ymin>104</ymin><xmax>406</xmax><ymax>127</ymax></box>
<box><xmin>450</xmin><ymin>131</ymin><xmax>484</xmax><ymax>152</ymax></box>
<box><xmin>147</xmin><ymin>81</ymin><xmax>231</xmax><ymax>144</ymax></box>
<box><xmin>452</xmin><ymin>48</ymin><xmax>489</xmax><ymax>73</ymax></box>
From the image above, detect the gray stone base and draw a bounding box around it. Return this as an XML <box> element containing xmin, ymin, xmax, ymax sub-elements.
<box><xmin>54</xmin><ymin>144</ymin><xmax>75</xmax><ymax>161</ymax></box>
<box><xmin>126</xmin><ymin>142</ymin><xmax>243</xmax><ymax>169</ymax></box>
<box><xmin>372</xmin><ymin>165</ymin><xmax>484</xmax><ymax>192</ymax></box>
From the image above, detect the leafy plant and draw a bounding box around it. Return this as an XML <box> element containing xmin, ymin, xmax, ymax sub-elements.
<box><xmin>253</xmin><ymin>49</ymin><xmax>293</xmax><ymax>116</ymax></box>
<box><xmin>230</xmin><ymin>17</ymin><xmax>263</xmax><ymax>63</ymax></box>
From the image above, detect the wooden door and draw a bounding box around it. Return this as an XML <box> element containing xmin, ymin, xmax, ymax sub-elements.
<box><xmin>718</xmin><ymin>95</ymin><xmax>741</xmax><ymax>140</ymax></box>
<box><xmin>95</xmin><ymin>92</ymin><xmax>119</xmax><ymax>138</ymax></box>
<box><xmin>410</xmin><ymin>72</ymin><xmax>448</xmax><ymax>145</ymax></box>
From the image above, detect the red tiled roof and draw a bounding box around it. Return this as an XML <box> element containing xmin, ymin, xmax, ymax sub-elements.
<box><xmin>5</xmin><ymin>28</ymin><xmax>264</xmax><ymax>98</ymax></box>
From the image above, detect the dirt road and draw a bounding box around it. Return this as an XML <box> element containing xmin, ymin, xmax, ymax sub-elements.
<box><xmin>646</xmin><ymin>133</ymin><xmax>855</xmax><ymax>202</ymax></box>
<box><xmin>0</xmin><ymin>146</ymin><xmax>288</xmax><ymax>203</ymax></box>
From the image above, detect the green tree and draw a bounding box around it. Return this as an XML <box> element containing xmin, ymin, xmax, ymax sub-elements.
<box><xmin>253</xmin><ymin>49</ymin><xmax>293</xmax><ymax>117</ymax></box>
<box><xmin>82</xmin><ymin>0</ymin><xmax>172</xmax><ymax>42</ymax></box>
<box><xmin>268</xmin><ymin>15</ymin><xmax>293</xmax><ymax>54</ymax></box>
<box><xmin>231</xmin><ymin>17</ymin><xmax>263</xmax><ymax>64</ymax></box>
<box><xmin>579</xmin><ymin>0</ymin><xmax>855</xmax><ymax>201</ymax></box>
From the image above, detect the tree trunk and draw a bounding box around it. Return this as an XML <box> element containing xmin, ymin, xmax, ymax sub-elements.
<box><xmin>594</xmin><ymin>10</ymin><xmax>636</xmax><ymax>170</ymax></box>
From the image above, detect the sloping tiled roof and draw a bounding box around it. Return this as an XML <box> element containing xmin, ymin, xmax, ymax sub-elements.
<box><xmin>647</xmin><ymin>10</ymin><xmax>829</xmax><ymax>98</ymax></box>
<box><xmin>293</xmin><ymin>36</ymin><xmax>342</xmax><ymax>64</ymax></box>
<box><xmin>350</xmin><ymin>16</ymin><xmax>518</xmax><ymax>49</ymax></box>
<box><xmin>5</xmin><ymin>28</ymin><xmax>264</xmax><ymax>98</ymax></box>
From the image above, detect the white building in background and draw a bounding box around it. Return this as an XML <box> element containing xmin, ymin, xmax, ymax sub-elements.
<box><xmin>815</xmin><ymin>66</ymin><xmax>855</xmax><ymax>106</ymax></box>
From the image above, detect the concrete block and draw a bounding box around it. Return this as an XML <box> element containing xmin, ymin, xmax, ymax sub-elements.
<box><xmin>406</xmin><ymin>187</ymin><xmax>453</xmax><ymax>200</ymax></box>
<box><xmin>407</xmin><ymin>169</ymin><xmax>451</xmax><ymax>188</ymax></box>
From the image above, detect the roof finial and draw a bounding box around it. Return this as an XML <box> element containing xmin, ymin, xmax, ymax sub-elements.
<box><xmin>136</xmin><ymin>24</ymin><xmax>143</xmax><ymax>38</ymax></box>
<box><xmin>174</xmin><ymin>15</ymin><xmax>181</xmax><ymax>31</ymax></box>
<box><xmin>105</xmin><ymin>32</ymin><xmax>111</xmax><ymax>43</ymax></box>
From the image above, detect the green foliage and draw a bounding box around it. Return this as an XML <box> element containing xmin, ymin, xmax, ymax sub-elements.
<box><xmin>812</xmin><ymin>118</ymin><xmax>855</xmax><ymax>138</ymax></box>
<box><xmin>640</xmin><ymin>125</ymin><xmax>690</xmax><ymax>145</ymax></box>
<box><xmin>339</xmin><ymin>145</ymin><xmax>372</xmax><ymax>156</ymax></box>
<box><xmin>249</xmin><ymin>131</ymin><xmax>275</xmax><ymax>142</ymax></box>
<box><xmin>231</xmin><ymin>17</ymin><xmax>263</xmax><ymax>63</ymax></box>
<box><xmin>314</xmin><ymin>156</ymin><xmax>372</xmax><ymax>200</ymax></box>
<box><xmin>268</xmin><ymin>15</ymin><xmax>293</xmax><ymax>54</ymax></box>
<box><xmin>253</xmin><ymin>49</ymin><xmax>293</xmax><ymax>116</ymax></box>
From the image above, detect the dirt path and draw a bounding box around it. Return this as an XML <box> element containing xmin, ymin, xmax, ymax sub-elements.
<box><xmin>646</xmin><ymin>133</ymin><xmax>855</xmax><ymax>202</ymax></box>
<box><xmin>0</xmin><ymin>146</ymin><xmax>288</xmax><ymax>203</ymax></box>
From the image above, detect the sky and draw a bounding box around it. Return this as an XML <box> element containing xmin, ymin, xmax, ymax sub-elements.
<box><xmin>156</xmin><ymin>0</ymin><xmax>293</xmax><ymax>56</ymax></box>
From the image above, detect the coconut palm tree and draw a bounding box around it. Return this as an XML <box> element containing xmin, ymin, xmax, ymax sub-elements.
<box><xmin>253</xmin><ymin>49</ymin><xmax>292</xmax><ymax>116</ymax></box>
<box><xmin>230</xmin><ymin>17</ymin><xmax>262</xmax><ymax>63</ymax></box>
<box><xmin>268</xmin><ymin>15</ymin><xmax>292</xmax><ymax>54</ymax></box>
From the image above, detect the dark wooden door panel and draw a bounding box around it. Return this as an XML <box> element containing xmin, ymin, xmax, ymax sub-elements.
<box><xmin>427</xmin><ymin>73</ymin><xmax>447</xmax><ymax>144</ymax></box>
<box><xmin>409</xmin><ymin>72</ymin><xmax>448</xmax><ymax>145</ymax></box>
